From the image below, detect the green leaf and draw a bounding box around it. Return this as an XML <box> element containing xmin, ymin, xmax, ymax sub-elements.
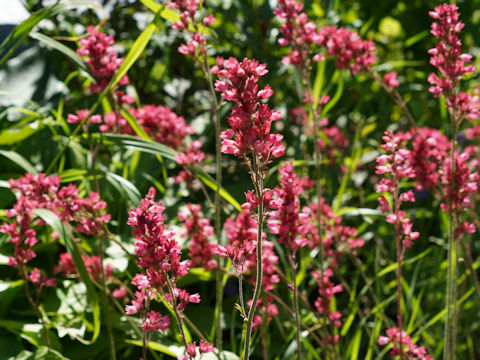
<box><xmin>29</xmin><ymin>32</ymin><xmax>93</xmax><ymax>81</ymax></box>
<box><xmin>105</xmin><ymin>172</ymin><xmax>141</xmax><ymax>205</ymax></box>
<box><xmin>33</xmin><ymin>209</ymin><xmax>101</xmax><ymax>344</ymax></box>
<box><xmin>58</xmin><ymin>169</ymin><xmax>104</xmax><ymax>183</ymax></box>
<box><xmin>348</xmin><ymin>329</ymin><xmax>362</xmax><ymax>360</ymax></box>
<box><xmin>0</xmin><ymin>0</ymin><xmax>97</xmax><ymax>66</ymax></box>
<box><xmin>0</xmin><ymin>123</ymin><xmax>44</xmax><ymax>145</ymax></box>
<box><xmin>0</xmin><ymin>149</ymin><xmax>37</xmax><ymax>174</ymax></box>
<box><xmin>104</xmin><ymin>17</ymin><xmax>157</xmax><ymax>94</ymax></box>
<box><xmin>121</xmin><ymin>109</ymin><xmax>151</xmax><ymax>140</ymax></box>
<box><xmin>93</xmin><ymin>133</ymin><xmax>177</xmax><ymax>161</ymax></box>
<box><xmin>194</xmin><ymin>165</ymin><xmax>242</xmax><ymax>211</ymax></box>
<box><xmin>124</xmin><ymin>339</ymin><xmax>181</xmax><ymax>357</ymax></box>
<box><xmin>321</xmin><ymin>70</ymin><xmax>344</xmax><ymax>116</ymax></box>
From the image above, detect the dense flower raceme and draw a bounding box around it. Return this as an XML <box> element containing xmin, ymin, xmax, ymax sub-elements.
<box><xmin>126</xmin><ymin>187</ymin><xmax>213</xmax><ymax>350</ymax></box>
<box><xmin>77</xmin><ymin>25</ymin><xmax>130</xmax><ymax>93</ymax></box>
<box><xmin>318</xmin><ymin>126</ymin><xmax>349</xmax><ymax>166</ymax></box>
<box><xmin>274</xmin><ymin>0</ymin><xmax>324</xmax><ymax>66</ymax></box>
<box><xmin>299</xmin><ymin>199</ymin><xmax>364</xmax><ymax>263</ymax></box>
<box><xmin>178</xmin><ymin>203</ymin><xmax>217</xmax><ymax>271</ymax></box>
<box><xmin>317</xmin><ymin>26</ymin><xmax>377</xmax><ymax>74</ymax></box>
<box><xmin>312</xmin><ymin>268</ymin><xmax>343</xmax><ymax>345</ymax></box>
<box><xmin>0</xmin><ymin>173</ymin><xmax>111</xmax><ymax>287</ymax></box>
<box><xmin>378</xmin><ymin>327</ymin><xmax>432</xmax><ymax>360</ymax></box>
<box><xmin>274</xmin><ymin>0</ymin><xmax>376</xmax><ymax>74</ymax></box>
<box><xmin>439</xmin><ymin>147</ymin><xmax>478</xmax><ymax>237</ymax></box>
<box><xmin>404</xmin><ymin>127</ymin><xmax>450</xmax><ymax>191</ymax></box>
<box><xmin>54</xmin><ymin>252</ymin><xmax>113</xmax><ymax>281</ymax></box>
<box><xmin>214</xmin><ymin>57</ymin><xmax>285</xmax><ymax>164</ymax></box>
<box><xmin>428</xmin><ymin>4</ymin><xmax>478</xmax><ymax>121</ymax></box>
<box><xmin>216</xmin><ymin>210</ymin><xmax>280</xmax><ymax>328</ymax></box>
<box><xmin>167</xmin><ymin>0</ymin><xmax>216</xmax><ymax>57</ymax></box>
<box><xmin>217</xmin><ymin>210</ymin><xmax>280</xmax><ymax>292</ymax></box>
<box><xmin>376</xmin><ymin>130</ymin><xmax>419</xmax><ymax>249</ymax></box>
<box><xmin>267</xmin><ymin>162</ymin><xmax>309</xmax><ymax>252</ymax></box>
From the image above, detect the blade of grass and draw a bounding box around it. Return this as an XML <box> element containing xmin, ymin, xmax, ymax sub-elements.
<box><xmin>34</xmin><ymin>209</ymin><xmax>101</xmax><ymax>344</ymax></box>
<box><xmin>0</xmin><ymin>149</ymin><xmax>37</xmax><ymax>174</ymax></box>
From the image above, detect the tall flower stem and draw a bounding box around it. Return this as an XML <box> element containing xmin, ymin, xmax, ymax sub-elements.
<box><xmin>201</xmin><ymin>52</ymin><xmax>224</xmax><ymax>354</ymax></box>
<box><xmin>21</xmin><ymin>265</ymin><xmax>51</xmax><ymax>348</ymax></box>
<box><xmin>242</xmin><ymin>157</ymin><xmax>265</xmax><ymax>360</ymax></box>
<box><xmin>166</xmin><ymin>277</ymin><xmax>190</xmax><ymax>351</ymax></box>
<box><xmin>287</xmin><ymin>250</ymin><xmax>301</xmax><ymax>359</ymax></box>
<box><xmin>368</xmin><ymin>69</ymin><xmax>417</xmax><ymax>130</ymax></box>
<box><xmin>444</xmin><ymin>122</ymin><xmax>458</xmax><ymax>360</ymax></box>
<box><xmin>304</xmin><ymin>79</ymin><xmax>330</xmax><ymax>356</ymax></box>
<box><xmin>392</xmin><ymin>171</ymin><xmax>404</xmax><ymax>360</ymax></box>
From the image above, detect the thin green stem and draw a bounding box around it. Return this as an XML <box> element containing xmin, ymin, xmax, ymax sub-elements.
<box><xmin>21</xmin><ymin>265</ymin><xmax>51</xmax><ymax>348</ymax></box>
<box><xmin>242</xmin><ymin>157</ymin><xmax>264</xmax><ymax>360</ymax></box>
<box><xmin>287</xmin><ymin>251</ymin><xmax>301</xmax><ymax>359</ymax></box>
<box><xmin>200</xmin><ymin>39</ymin><xmax>224</xmax><ymax>355</ymax></box>
<box><xmin>444</xmin><ymin>122</ymin><xmax>458</xmax><ymax>360</ymax></box>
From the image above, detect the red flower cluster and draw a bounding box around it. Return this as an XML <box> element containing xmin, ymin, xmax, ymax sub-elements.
<box><xmin>129</xmin><ymin>105</ymin><xmax>194</xmax><ymax>149</ymax></box>
<box><xmin>317</xmin><ymin>26</ymin><xmax>376</xmax><ymax>74</ymax></box>
<box><xmin>216</xmin><ymin>210</ymin><xmax>257</xmax><ymax>272</ymax></box>
<box><xmin>300</xmin><ymin>199</ymin><xmax>364</xmax><ymax>261</ymax></box>
<box><xmin>274</xmin><ymin>0</ymin><xmax>376</xmax><ymax>74</ymax></box>
<box><xmin>126</xmin><ymin>188</ymin><xmax>199</xmax><ymax>332</ymax></box>
<box><xmin>439</xmin><ymin>148</ymin><xmax>478</xmax><ymax>237</ymax></box>
<box><xmin>313</xmin><ymin>268</ymin><xmax>343</xmax><ymax>344</ymax></box>
<box><xmin>54</xmin><ymin>252</ymin><xmax>113</xmax><ymax>280</ymax></box>
<box><xmin>1</xmin><ymin>173</ymin><xmax>110</xmax><ymax>287</ymax></box>
<box><xmin>406</xmin><ymin>127</ymin><xmax>450</xmax><ymax>190</ymax></box>
<box><xmin>274</xmin><ymin>0</ymin><xmax>323</xmax><ymax>66</ymax></box>
<box><xmin>77</xmin><ymin>25</ymin><xmax>130</xmax><ymax>93</ymax></box>
<box><xmin>214</xmin><ymin>57</ymin><xmax>285</xmax><ymax>163</ymax></box>
<box><xmin>379</xmin><ymin>327</ymin><xmax>432</xmax><ymax>360</ymax></box>
<box><xmin>180</xmin><ymin>339</ymin><xmax>215</xmax><ymax>360</ymax></box>
<box><xmin>428</xmin><ymin>4</ymin><xmax>478</xmax><ymax>121</ymax></box>
<box><xmin>376</xmin><ymin>130</ymin><xmax>419</xmax><ymax>248</ymax></box>
<box><xmin>167</xmin><ymin>0</ymin><xmax>216</xmax><ymax>57</ymax></box>
<box><xmin>268</xmin><ymin>162</ymin><xmax>308</xmax><ymax>252</ymax></box>
<box><xmin>383</xmin><ymin>72</ymin><xmax>400</xmax><ymax>88</ymax></box>
<box><xmin>178</xmin><ymin>203</ymin><xmax>217</xmax><ymax>270</ymax></box>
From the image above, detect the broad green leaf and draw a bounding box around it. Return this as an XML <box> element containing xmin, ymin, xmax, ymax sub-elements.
<box><xmin>0</xmin><ymin>149</ymin><xmax>37</xmax><ymax>174</ymax></box>
<box><xmin>121</xmin><ymin>109</ymin><xmax>151</xmax><ymax>140</ymax></box>
<box><xmin>0</xmin><ymin>0</ymin><xmax>97</xmax><ymax>66</ymax></box>
<box><xmin>347</xmin><ymin>329</ymin><xmax>362</xmax><ymax>360</ymax></box>
<box><xmin>34</xmin><ymin>209</ymin><xmax>101</xmax><ymax>344</ymax></box>
<box><xmin>0</xmin><ymin>123</ymin><xmax>44</xmax><ymax>145</ymax></box>
<box><xmin>29</xmin><ymin>32</ymin><xmax>93</xmax><ymax>81</ymax></box>
<box><xmin>105</xmin><ymin>172</ymin><xmax>141</xmax><ymax>205</ymax></box>
<box><xmin>58</xmin><ymin>169</ymin><xmax>104</xmax><ymax>183</ymax></box>
<box><xmin>87</xmin><ymin>133</ymin><xmax>177</xmax><ymax>161</ymax></box>
<box><xmin>104</xmin><ymin>17</ymin><xmax>157</xmax><ymax>94</ymax></box>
